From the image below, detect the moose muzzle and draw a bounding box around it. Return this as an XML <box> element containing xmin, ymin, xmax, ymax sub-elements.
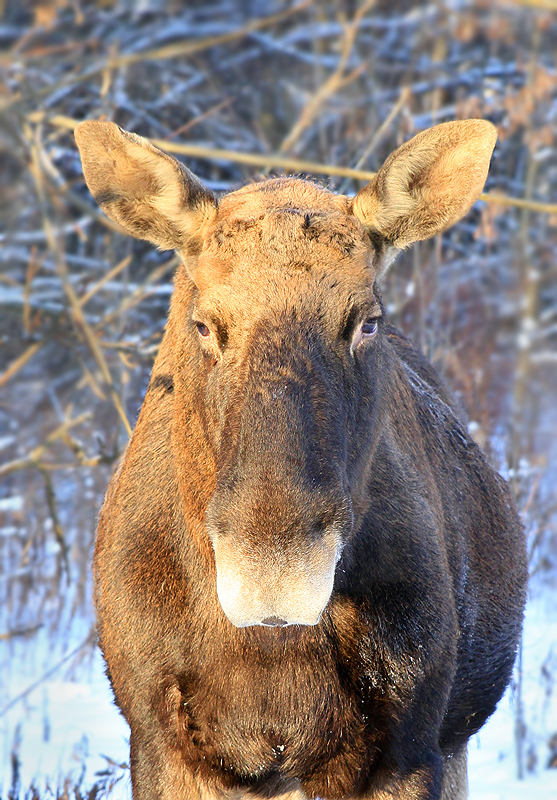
<box><xmin>211</xmin><ymin>529</ymin><xmax>343</xmax><ymax>628</ymax></box>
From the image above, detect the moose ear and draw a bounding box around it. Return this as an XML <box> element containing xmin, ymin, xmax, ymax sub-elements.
<box><xmin>75</xmin><ymin>121</ymin><xmax>217</xmax><ymax>253</ymax></box>
<box><xmin>351</xmin><ymin>120</ymin><xmax>497</xmax><ymax>256</ymax></box>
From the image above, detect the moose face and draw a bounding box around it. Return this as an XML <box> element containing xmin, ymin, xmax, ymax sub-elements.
<box><xmin>75</xmin><ymin>118</ymin><xmax>497</xmax><ymax>628</ymax></box>
<box><xmin>190</xmin><ymin>181</ymin><xmax>385</xmax><ymax>627</ymax></box>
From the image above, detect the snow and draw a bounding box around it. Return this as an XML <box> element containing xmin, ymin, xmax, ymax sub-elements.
<box><xmin>468</xmin><ymin>595</ymin><xmax>557</xmax><ymax>799</ymax></box>
<box><xmin>0</xmin><ymin>648</ymin><xmax>130</xmax><ymax>798</ymax></box>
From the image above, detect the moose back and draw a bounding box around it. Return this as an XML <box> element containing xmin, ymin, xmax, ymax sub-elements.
<box><xmin>76</xmin><ymin>119</ymin><xmax>527</xmax><ymax>800</ymax></box>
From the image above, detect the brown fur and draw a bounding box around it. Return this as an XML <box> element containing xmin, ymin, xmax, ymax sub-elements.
<box><xmin>76</xmin><ymin>120</ymin><xmax>527</xmax><ymax>800</ymax></box>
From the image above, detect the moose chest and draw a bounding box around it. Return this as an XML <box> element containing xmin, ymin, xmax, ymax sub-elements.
<box><xmin>161</xmin><ymin>611</ymin><xmax>387</xmax><ymax>796</ymax></box>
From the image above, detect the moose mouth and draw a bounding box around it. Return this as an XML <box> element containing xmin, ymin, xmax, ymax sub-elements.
<box><xmin>261</xmin><ymin>616</ymin><xmax>288</xmax><ymax>627</ymax></box>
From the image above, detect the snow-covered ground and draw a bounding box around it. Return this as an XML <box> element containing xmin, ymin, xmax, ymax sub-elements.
<box><xmin>468</xmin><ymin>594</ymin><xmax>557</xmax><ymax>799</ymax></box>
<box><xmin>0</xmin><ymin>639</ymin><xmax>130</xmax><ymax>798</ymax></box>
<box><xmin>1</xmin><ymin>595</ymin><xmax>555</xmax><ymax>798</ymax></box>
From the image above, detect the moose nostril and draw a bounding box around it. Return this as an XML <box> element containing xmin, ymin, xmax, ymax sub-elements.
<box><xmin>261</xmin><ymin>616</ymin><xmax>288</xmax><ymax>627</ymax></box>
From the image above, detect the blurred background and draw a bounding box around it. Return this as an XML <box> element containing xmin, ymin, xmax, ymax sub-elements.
<box><xmin>1</xmin><ymin>0</ymin><xmax>556</xmax><ymax>797</ymax></box>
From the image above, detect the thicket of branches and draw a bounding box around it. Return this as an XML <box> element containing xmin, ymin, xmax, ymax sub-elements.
<box><xmin>1</xmin><ymin>0</ymin><xmax>557</xmax><ymax>795</ymax></box>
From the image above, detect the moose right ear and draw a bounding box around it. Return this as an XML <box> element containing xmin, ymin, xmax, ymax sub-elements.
<box><xmin>351</xmin><ymin>119</ymin><xmax>497</xmax><ymax>262</ymax></box>
<box><xmin>75</xmin><ymin>121</ymin><xmax>217</xmax><ymax>253</ymax></box>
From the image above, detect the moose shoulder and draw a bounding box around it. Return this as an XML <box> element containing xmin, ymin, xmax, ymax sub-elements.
<box><xmin>75</xmin><ymin>119</ymin><xmax>527</xmax><ymax>800</ymax></box>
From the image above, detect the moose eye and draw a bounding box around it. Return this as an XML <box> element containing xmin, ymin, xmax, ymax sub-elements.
<box><xmin>351</xmin><ymin>316</ymin><xmax>380</xmax><ymax>355</ymax></box>
<box><xmin>196</xmin><ymin>322</ymin><xmax>210</xmax><ymax>338</ymax></box>
<box><xmin>361</xmin><ymin>319</ymin><xmax>378</xmax><ymax>337</ymax></box>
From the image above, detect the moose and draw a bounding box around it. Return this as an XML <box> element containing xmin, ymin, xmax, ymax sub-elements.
<box><xmin>76</xmin><ymin>119</ymin><xmax>527</xmax><ymax>800</ymax></box>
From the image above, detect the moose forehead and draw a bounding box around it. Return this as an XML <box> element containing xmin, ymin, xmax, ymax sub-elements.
<box><xmin>75</xmin><ymin>119</ymin><xmax>499</xmax><ymax>313</ymax></box>
<box><xmin>192</xmin><ymin>178</ymin><xmax>375</xmax><ymax>300</ymax></box>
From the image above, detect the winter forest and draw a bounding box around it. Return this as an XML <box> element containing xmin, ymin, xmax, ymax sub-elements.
<box><xmin>0</xmin><ymin>1</ymin><xmax>556</xmax><ymax>798</ymax></box>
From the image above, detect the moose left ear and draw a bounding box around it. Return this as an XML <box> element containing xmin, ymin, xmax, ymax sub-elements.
<box><xmin>351</xmin><ymin>120</ymin><xmax>497</xmax><ymax>254</ymax></box>
<box><xmin>75</xmin><ymin>121</ymin><xmax>217</xmax><ymax>254</ymax></box>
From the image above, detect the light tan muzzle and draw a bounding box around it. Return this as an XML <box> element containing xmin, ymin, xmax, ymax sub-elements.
<box><xmin>212</xmin><ymin>532</ymin><xmax>342</xmax><ymax>628</ymax></box>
